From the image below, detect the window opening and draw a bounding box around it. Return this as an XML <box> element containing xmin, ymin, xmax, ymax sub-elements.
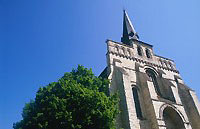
<box><xmin>163</xmin><ymin>107</ymin><xmax>186</xmax><ymax>129</ymax></box>
<box><xmin>145</xmin><ymin>49</ymin><xmax>151</xmax><ymax>58</ymax></box>
<box><xmin>146</xmin><ymin>69</ymin><xmax>162</xmax><ymax>96</ymax></box>
<box><xmin>137</xmin><ymin>46</ymin><xmax>143</xmax><ymax>56</ymax></box>
<box><xmin>132</xmin><ymin>87</ymin><xmax>143</xmax><ymax>119</ymax></box>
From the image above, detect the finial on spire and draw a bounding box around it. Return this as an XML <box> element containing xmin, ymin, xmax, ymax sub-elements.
<box><xmin>121</xmin><ymin>10</ymin><xmax>139</xmax><ymax>45</ymax></box>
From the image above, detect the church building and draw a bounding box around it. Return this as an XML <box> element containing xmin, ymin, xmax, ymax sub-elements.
<box><xmin>100</xmin><ymin>10</ymin><xmax>200</xmax><ymax>129</ymax></box>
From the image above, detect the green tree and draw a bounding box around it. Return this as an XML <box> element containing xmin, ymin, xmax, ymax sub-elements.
<box><xmin>13</xmin><ymin>65</ymin><xmax>119</xmax><ymax>129</ymax></box>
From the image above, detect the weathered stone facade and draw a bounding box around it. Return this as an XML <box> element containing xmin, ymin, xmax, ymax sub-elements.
<box><xmin>100</xmin><ymin>11</ymin><xmax>200</xmax><ymax>129</ymax></box>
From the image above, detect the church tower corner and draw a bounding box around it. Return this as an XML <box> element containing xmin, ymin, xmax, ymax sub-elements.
<box><xmin>101</xmin><ymin>10</ymin><xmax>200</xmax><ymax>129</ymax></box>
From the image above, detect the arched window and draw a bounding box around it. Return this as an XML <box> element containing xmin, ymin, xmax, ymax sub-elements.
<box><xmin>127</xmin><ymin>49</ymin><xmax>131</xmax><ymax>57</ymax></box>
<box><xmin>146</xmin><ymin>68</ymin><xmax>176</xmax><ymax>102</ymax></box>
<box><xmin>145</xmin><ymin>48</ymin><xmax>151</xmax><ymax>58</ymax></box>
<box><xmin>122</xmin><ymin>47</ymin><xmax>126</xmax><ymax>55</ymax></box>
<box><xmin>168</xmin><ymin>61</ymin><xmax>174</xmax><ymax>70</ymax></box>
<box><xmin>115</xmin><ymin>45</ymin><xmax>119</xmax><ymax>53</ymax></box>
<box><xmin>132</xmin><ymin>87</ymin><xmax>143</xmax><ymax>119</ymax></box>
<box><xmin>146</xmin><ymin>69</ymin><xmax>162</xmax><ymax>96</ymax></box>
<box><xmin>137</xmin><ymin>46</ymin><xmax>143</xmax><ymax>56</ymax></box>
<box><xmin>163</xmin><ymin>107</ymin><xmax>186</xmax><ymax>129</ymax></box>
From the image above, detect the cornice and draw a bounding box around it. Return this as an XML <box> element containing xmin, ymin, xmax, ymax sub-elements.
<box><xmin>107</xmin><ymin>51</ymin><xmax>179</xmax><ymax>74</ymax></box>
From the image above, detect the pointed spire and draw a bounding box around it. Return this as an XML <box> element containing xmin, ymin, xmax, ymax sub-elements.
<box><xmin>121</xmin><ymin>10</ymin><xmax>139</xmax><ymax>45</ymax></box>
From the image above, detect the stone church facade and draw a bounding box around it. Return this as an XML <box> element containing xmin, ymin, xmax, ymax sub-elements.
<box><xmin>100</xmin><ymin>11</ymin><xmax>200</xmax><ymax>129</ymax></box>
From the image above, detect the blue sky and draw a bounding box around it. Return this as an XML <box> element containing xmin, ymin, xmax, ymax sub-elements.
<box><xmin>0</xmin><ymin>0</ymin><xmax>200</xmax><ymax>129</ymax></box>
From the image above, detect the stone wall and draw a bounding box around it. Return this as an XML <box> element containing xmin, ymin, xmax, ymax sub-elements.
<box><xmin>103</xmin><ymin>39</ymin><xmax>199</xmax><ymax>129</ymax></box>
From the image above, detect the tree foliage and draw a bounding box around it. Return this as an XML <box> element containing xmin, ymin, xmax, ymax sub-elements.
<box><xmin>13</xmin><ymin>65</ymin><xmax>119</xmax><ymax>129</ymax></box>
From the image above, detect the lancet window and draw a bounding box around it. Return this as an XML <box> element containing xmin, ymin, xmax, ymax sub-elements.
<box><xmin>146</xmin><ymin>69</ymin><xmax>162</xmax><ymax>96</ymax></box>
<box><xmin>132</xmin><ymin>86</ymin><xmax>143</xmax><ymax>119</ymax></box>
<box><xmin>146</xmin><ymin>68</ymin><xmax>176</xmax><ymax>102</ymax></box>
<box><xmin>137</xmin><ymin>46</ymin><xmax>143</xmax><ymax>56</ymax></box>
<box><xmin>145</xmin><ymin>48</ymin><xmax>151</xmax><ymax>58</ymax></box>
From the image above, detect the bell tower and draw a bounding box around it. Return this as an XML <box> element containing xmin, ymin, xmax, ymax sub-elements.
<box><xmin>100</xmin><ymin>10</ymin><xmax>200</xmax><ymax>129</ymax></box>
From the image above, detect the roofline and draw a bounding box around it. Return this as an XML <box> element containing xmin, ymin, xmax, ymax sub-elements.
<box><xmin>132</xmin><ymin>39</ymin><xmax>153</xmax><ymax>47</ymax></box>
<box><xmin>155</xmin><ymin>54</ymin><xmax>174</xmax><ymax>62</ymax></box>
<box><xmin>106</xmin><ymin>39</ymin><xmax>153</xmax><ymax>48</ymax></box>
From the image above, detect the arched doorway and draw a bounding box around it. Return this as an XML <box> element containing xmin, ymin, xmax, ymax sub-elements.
<box><xmin>163</xmin><ymin>107</ymin><xmax>186</xmax><ymax>129</ymax></box>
